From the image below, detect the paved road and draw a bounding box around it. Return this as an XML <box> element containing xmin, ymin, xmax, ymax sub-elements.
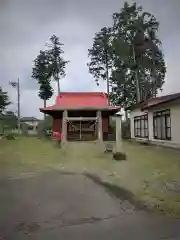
<box><xmin>0</xmin><ymin>171</ymin><xmax>180</xmax><ymax>239</ymax></box>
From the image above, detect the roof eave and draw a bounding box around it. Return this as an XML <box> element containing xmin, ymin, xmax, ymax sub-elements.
<box><xmin>39</xmin><ymin>107</ymin><xmax>120</xmax><ymax>115</ymax></box>
<box><xmin>40</xmin><ymin>106</ymin><xmax>120</xmax><ymax>111</ymax></box>
<box><xmin>142</xmin><ymin>97</ymin><xmax>180</xmax><ymax>110</ymax></box>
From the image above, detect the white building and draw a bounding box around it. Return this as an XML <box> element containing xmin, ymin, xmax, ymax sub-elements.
<box><xmin>130</xmin><ymin>93</ymin><xmax>180</xmax><ymax>149</ymax></box>
<box><xmin>20</xmin><ymin>117</ymin><xmax>40</xmax><ymax>135</ymax></box>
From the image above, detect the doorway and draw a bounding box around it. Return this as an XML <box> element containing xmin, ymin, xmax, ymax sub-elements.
<box><xmin>67</xmin><ymin>120</ymin><xmax>97</xmax><ymax>141</ymax></box>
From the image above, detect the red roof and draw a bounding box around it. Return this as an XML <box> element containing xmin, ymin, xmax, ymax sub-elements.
<box><xmin>40</xmin><ymin>92</ymin><xmax>120</xmax><ymax>112</ymax></box>
<box><xmin>56</xmin><ymin>92</ymin><xmax>108</xmax><ymax>107</ymax></box>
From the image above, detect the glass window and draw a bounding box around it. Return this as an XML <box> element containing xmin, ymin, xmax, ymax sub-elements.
<box><xmin>134</xmin><ymin>114</ymin><xmax>148</xmax><ymax>138</ymax></box>
<box><xmin>153</xmin><ymin>109</ymin><xmax>171</xmax><ymax>140</ymax></box>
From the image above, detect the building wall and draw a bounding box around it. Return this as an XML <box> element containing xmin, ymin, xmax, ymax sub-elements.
<box><xmin>21</xmin><ymin>120</ymin><xmax>39</xmax><ymax>135</ymax></box>
<box><xmin>52</xmin><ymin>119</ymin><xmax>62</xmax><ymax>133</ymax></box>
<box><xmin>148</xmin><ymin>101</ymin><xmax>180</xmax><ymax>148</ymax></box>
<box><xmin>130</xmin><ymin>101</ymin><xmax>180</xmax><ymax>149</ymax></box>
<box><xmin>102</xmin><ymin>117</ymin><xmax>109</xmax><ymax>132</ymax></box>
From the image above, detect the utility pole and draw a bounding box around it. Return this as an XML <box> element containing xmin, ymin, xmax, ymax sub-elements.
<box><xmin>17</xmin><ymin>78</ymin><xmax>20</xmax><ymax>133</ymax></box>
<box><xmin>10</xmin><ymin>79</ymin><xmax>21</xmax><ymax>134</ymax></box>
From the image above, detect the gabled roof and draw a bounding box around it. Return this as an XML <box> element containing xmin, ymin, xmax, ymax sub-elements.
<box><xmin>130</xmin><ymin>93</ymin><xmax>180</xmax><ymax>111</ymax></box>
<box><xmin>55</xmin><ymin>92</ymin><xmax>109</xmax><ymax>107</ymax></box>
<box><xmin>40</xmin><ymin>92</ymin><xmax>120</xmax><ymax>112</ymax></box>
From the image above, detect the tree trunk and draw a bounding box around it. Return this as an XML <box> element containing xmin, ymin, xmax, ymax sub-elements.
<box><xmin>106</xmin><ymin>63</ymin><xmax>109</xmax><ymax>104</ymax></box>
<box><xmin>56</xmin><ymin>72</ymin><xmax>60</xmax><ymax>96</ymax></box>
<box><xmin>105</xmin><ymin>51</ymin><xmax>109</xmax><ymax>104</ymax></box>
<box><xmin>44</xmin><ymin>99</ymin><xmax>46</xmax><ymax>121</ymax></box>
<box><xmin>125</xmin><ymin>110</ymin><xmax>128</xmax><ymax>120</ymax></box>
<box><xmin>57</xmin><ymin>80</ymin><xmax>60</xmax><ymax>96</ymax></box>
<box><xmin>132</xmin><ymin>45</ymin><xmax>140</xmax><ymax>103</ymax></box>
<box><xmin>152</xmin><ymin>57</ymin><xmax>156</xmax><ymax>98</ymax></box>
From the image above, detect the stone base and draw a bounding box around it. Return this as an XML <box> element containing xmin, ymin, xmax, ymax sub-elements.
<box><xmin>113</xmin><ymin>152</ymin><xmax>127</xmax><ymax>161</ymax></box>
<box><xmin>104</xmin><ymin>143</ymin><xmax>113</xmax><ymax>153</ymax></box>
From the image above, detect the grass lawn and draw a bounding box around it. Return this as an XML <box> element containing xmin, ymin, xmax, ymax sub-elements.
<box><xmin>1</xmin><ymin>136</ymin><xmax>180</xmax><ymax>217</ymax></box>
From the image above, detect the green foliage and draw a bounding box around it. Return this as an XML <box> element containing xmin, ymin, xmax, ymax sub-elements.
<box><xmin>32</xmin><ymin>50</ymin><xmax>53</xmax><ymax>117</ymax></box>
<box><xmin>32</xmin><ymin>35</ymin><xmax>68</xmax><ymax>117</ymax></box>
<box><xmin>47</xmin><ymin>35</ymin><xmax>69</xmax><ymax>94</ymax></box>
<box><xmin>32</xmin><ymin>50</ymin><xmax>53</xmax><ymax>103</ymax></box>
<box><xmin>0</xmin><ymin>111</ymin><xmax>17</xmax><ymax>133</ymax></box>
<box><xmin>4</xmin><ymin>132</ymin><xmax>15</xmax><ymax>140</ymax></box>
<box><xmin>87</xmin><ymin>27</ymin><xmax>113</xmax><ymax>88</ymax></box>
<box><xmin>88</xmin><ymin>2</ymin><xmax>166</xmax><ymax>109</ymax></box>
<box><xmin>32</xmin><ymin>50</ymin><xmax>52</xmax><ymax>85</ymax></box>
<box><xmin>0</xmin><ymin>87</ymin><xmax>10</xmax><ymax>114</ymax></box>
<box><xmin>38</xmin><ymin>83</ymin><xmax>53</xmax><ymax>105</ymax></box>
<box><xmin>111</xmin><ymin>2</ymin><xmax>166</xmax><ymax>107</ymax></box>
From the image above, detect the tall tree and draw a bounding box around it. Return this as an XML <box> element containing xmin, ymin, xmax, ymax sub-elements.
<box><xmin>0</xmin><ymin>87</ymin><xmax>10</xmax><ymax>114</ymax></box>
<box><xmin>111</xmin><ymin>2</ymin><xmax>166</xmax><ymax>107</ymax></box>
<box><xmin>32</xmin><ymin>50</ymin><xmax>53</xmax><ymax>119</ymax></box>
<box><xmin>87</xmin><ymin>27</ymin><xmax>113</xmax><ymax>99</ymax></box>
<box><xmin>38</xmin><ymin>83</ymin><xmax>53</xmax><ymax>109</ymax></box>
<box><xmin>47</xmin><ymin>35</ymin><xmax>69</xmax><ymax>95</ymax></box>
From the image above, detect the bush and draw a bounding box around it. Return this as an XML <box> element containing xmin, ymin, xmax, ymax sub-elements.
<box><xmin>4</xmin><ymin>133</ymin><xmax>15</xmax><ymax>140</ymax></box>
<box><xmin>44</xmin><ymin>129</ymin><xmax>52</xmax><ymax>139</ymax></box>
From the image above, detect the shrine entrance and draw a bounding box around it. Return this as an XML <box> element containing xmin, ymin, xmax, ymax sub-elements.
<box><xmin>67</xmin><ymin>119</ymin><xmax>97</xmax><ymax>141</ymax></box>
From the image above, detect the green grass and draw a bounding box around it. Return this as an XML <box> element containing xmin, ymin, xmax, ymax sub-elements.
<box><xmin>1</xmin><ymin>137</ymin><xmax>180</xmax><ymax>216</ymax></box>
<box><xmin>114</xmin><ymin>142</ymin><xmax>180</xmax><ymax>216</ymax></box>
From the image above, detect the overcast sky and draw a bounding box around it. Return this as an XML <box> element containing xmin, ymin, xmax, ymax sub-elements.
<box><xmin>1</xmin><ymin>0</ymin><xmax>180</xmax><ymax>118</ymax></box>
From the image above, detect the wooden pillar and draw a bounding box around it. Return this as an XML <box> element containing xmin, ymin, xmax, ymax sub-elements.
<box><xmin>115</xmin><ymin>114</ymin><xmax>122</xmax><ymax>152</ymax></box>
<box><xmin>62</xmin><ymin>110</ymin><xmax>67</xmax><ymax>144</ymax></box>
<box><xmin>97</xmin><ymin>110</ymin><xmax>104</xmax><ymax>150</ymax></box>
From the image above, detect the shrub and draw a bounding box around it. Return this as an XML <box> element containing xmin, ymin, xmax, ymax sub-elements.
<box><xmin>5</xmin><ymin>133</ymin><xmax>15</xmax><ymax>140</ymax></box>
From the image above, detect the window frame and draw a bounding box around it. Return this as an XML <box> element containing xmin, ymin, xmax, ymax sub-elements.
<box><xmin>134</xmin><ymin>114</ymin><xmax>148</xmax><ymax>138</ymax></box>
<box><xmin>27</xmin><ymin>125</ymin><xmax>34</xmax><ymax>131</ymax></box>
<box><xmin>153</xmin><ymin>109</ymin><xmax>171</xmax><ymax>141</ymax></box>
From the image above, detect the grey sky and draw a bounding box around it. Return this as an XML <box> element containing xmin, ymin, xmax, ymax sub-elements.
<box><xmin>1</xmin><ymin>0</ymin><xmax>180</xmax><ymax>118</ymax></box>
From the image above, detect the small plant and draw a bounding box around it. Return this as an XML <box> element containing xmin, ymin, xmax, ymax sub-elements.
<box><xmin>5</xmin><ymin>133</ymin><xmax>15</xmax><ymax>140</ymax></box>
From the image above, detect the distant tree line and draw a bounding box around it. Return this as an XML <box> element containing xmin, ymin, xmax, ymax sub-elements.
<box><xmin>0</xmin><ymin>87</ymin><xmax>10</xmax><ymax>115</ymax></box>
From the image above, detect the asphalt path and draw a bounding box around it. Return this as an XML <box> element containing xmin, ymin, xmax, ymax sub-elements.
<box><xmin>0</xmin><ymin>171</ymin><xmax>180</xmax><ymax>239</ymax></box>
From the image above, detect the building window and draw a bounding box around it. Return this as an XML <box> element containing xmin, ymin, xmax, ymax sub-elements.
<box><xmin>27</xmin><ymin>125</ymin><xmax>34</xmax><ymax>131</ymax></box>
<box><xmin>134</xmin><ymin>114</ymin><xmax>148</xmax><ymax>138</ymax></box>
<box><xmin>153</xmin><ymin>109</ymin><xmax>171</xmax><ymax>140</ymax></box>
